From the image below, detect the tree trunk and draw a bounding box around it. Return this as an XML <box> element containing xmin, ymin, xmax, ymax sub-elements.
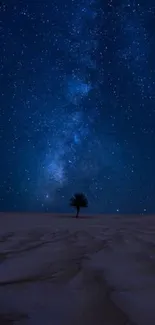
<box><xmin>76</xmin><ymin>206</ymin><xmax>80</xmax><ymax>218</ymax></box>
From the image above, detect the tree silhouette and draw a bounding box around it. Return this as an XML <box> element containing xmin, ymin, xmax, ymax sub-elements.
<box><xmin>70</xmin><ymin>192</ymin><xmax>88</xmax><ymax>218</ymax></box>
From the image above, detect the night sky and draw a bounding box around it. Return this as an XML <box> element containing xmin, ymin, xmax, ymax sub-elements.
<box><xmin>0</xmin><ymin>0</ymin><xmax>155</xmax><ymax>214</ymax></box>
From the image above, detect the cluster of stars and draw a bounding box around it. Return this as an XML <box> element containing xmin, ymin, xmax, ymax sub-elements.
<box><xmin>0</xmin><ymin>0</ymin><xmax>155</xmax><ymax>213</ymax></box>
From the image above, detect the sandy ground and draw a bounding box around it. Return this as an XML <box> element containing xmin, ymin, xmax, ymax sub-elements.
<box><xmin>0</xmin><ymin>213</ymin><xmax>155</xmax><ymax>324</ymax></box>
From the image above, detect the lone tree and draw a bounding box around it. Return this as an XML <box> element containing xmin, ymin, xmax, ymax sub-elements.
<box><xmin>70</xmin><ymin>192</ymin><xmax>88</xmax><ymax>218</ymax></box>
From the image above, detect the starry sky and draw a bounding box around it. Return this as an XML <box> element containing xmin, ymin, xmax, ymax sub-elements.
<box><xmin>0</xmin><ymin>0</ymin><xmax>155</xmax><ymax>214</ymax></box>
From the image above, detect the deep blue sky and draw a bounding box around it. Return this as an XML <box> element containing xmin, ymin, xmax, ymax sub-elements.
<box><xmin>0</xmin><ymin>0</ymin><xmax>155</xmax><ymax>213</ymax></box>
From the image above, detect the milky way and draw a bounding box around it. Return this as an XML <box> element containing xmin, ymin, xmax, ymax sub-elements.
<box><xmin>0</xmin><ymin>1</ymin><xmax>155</xmax><ymax>213</ymax></box>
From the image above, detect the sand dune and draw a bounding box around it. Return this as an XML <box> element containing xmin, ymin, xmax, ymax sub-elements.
<box><xmin>0</xmin><ymin>213</ymin><xmax>155</xmax><ymax>324</ymax></box>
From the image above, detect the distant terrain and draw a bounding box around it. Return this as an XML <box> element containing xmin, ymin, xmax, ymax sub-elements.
<box><xmin>0</xmin><ymin>213</ymin><xmax>155</xmax><ymax>325</ymax></box>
